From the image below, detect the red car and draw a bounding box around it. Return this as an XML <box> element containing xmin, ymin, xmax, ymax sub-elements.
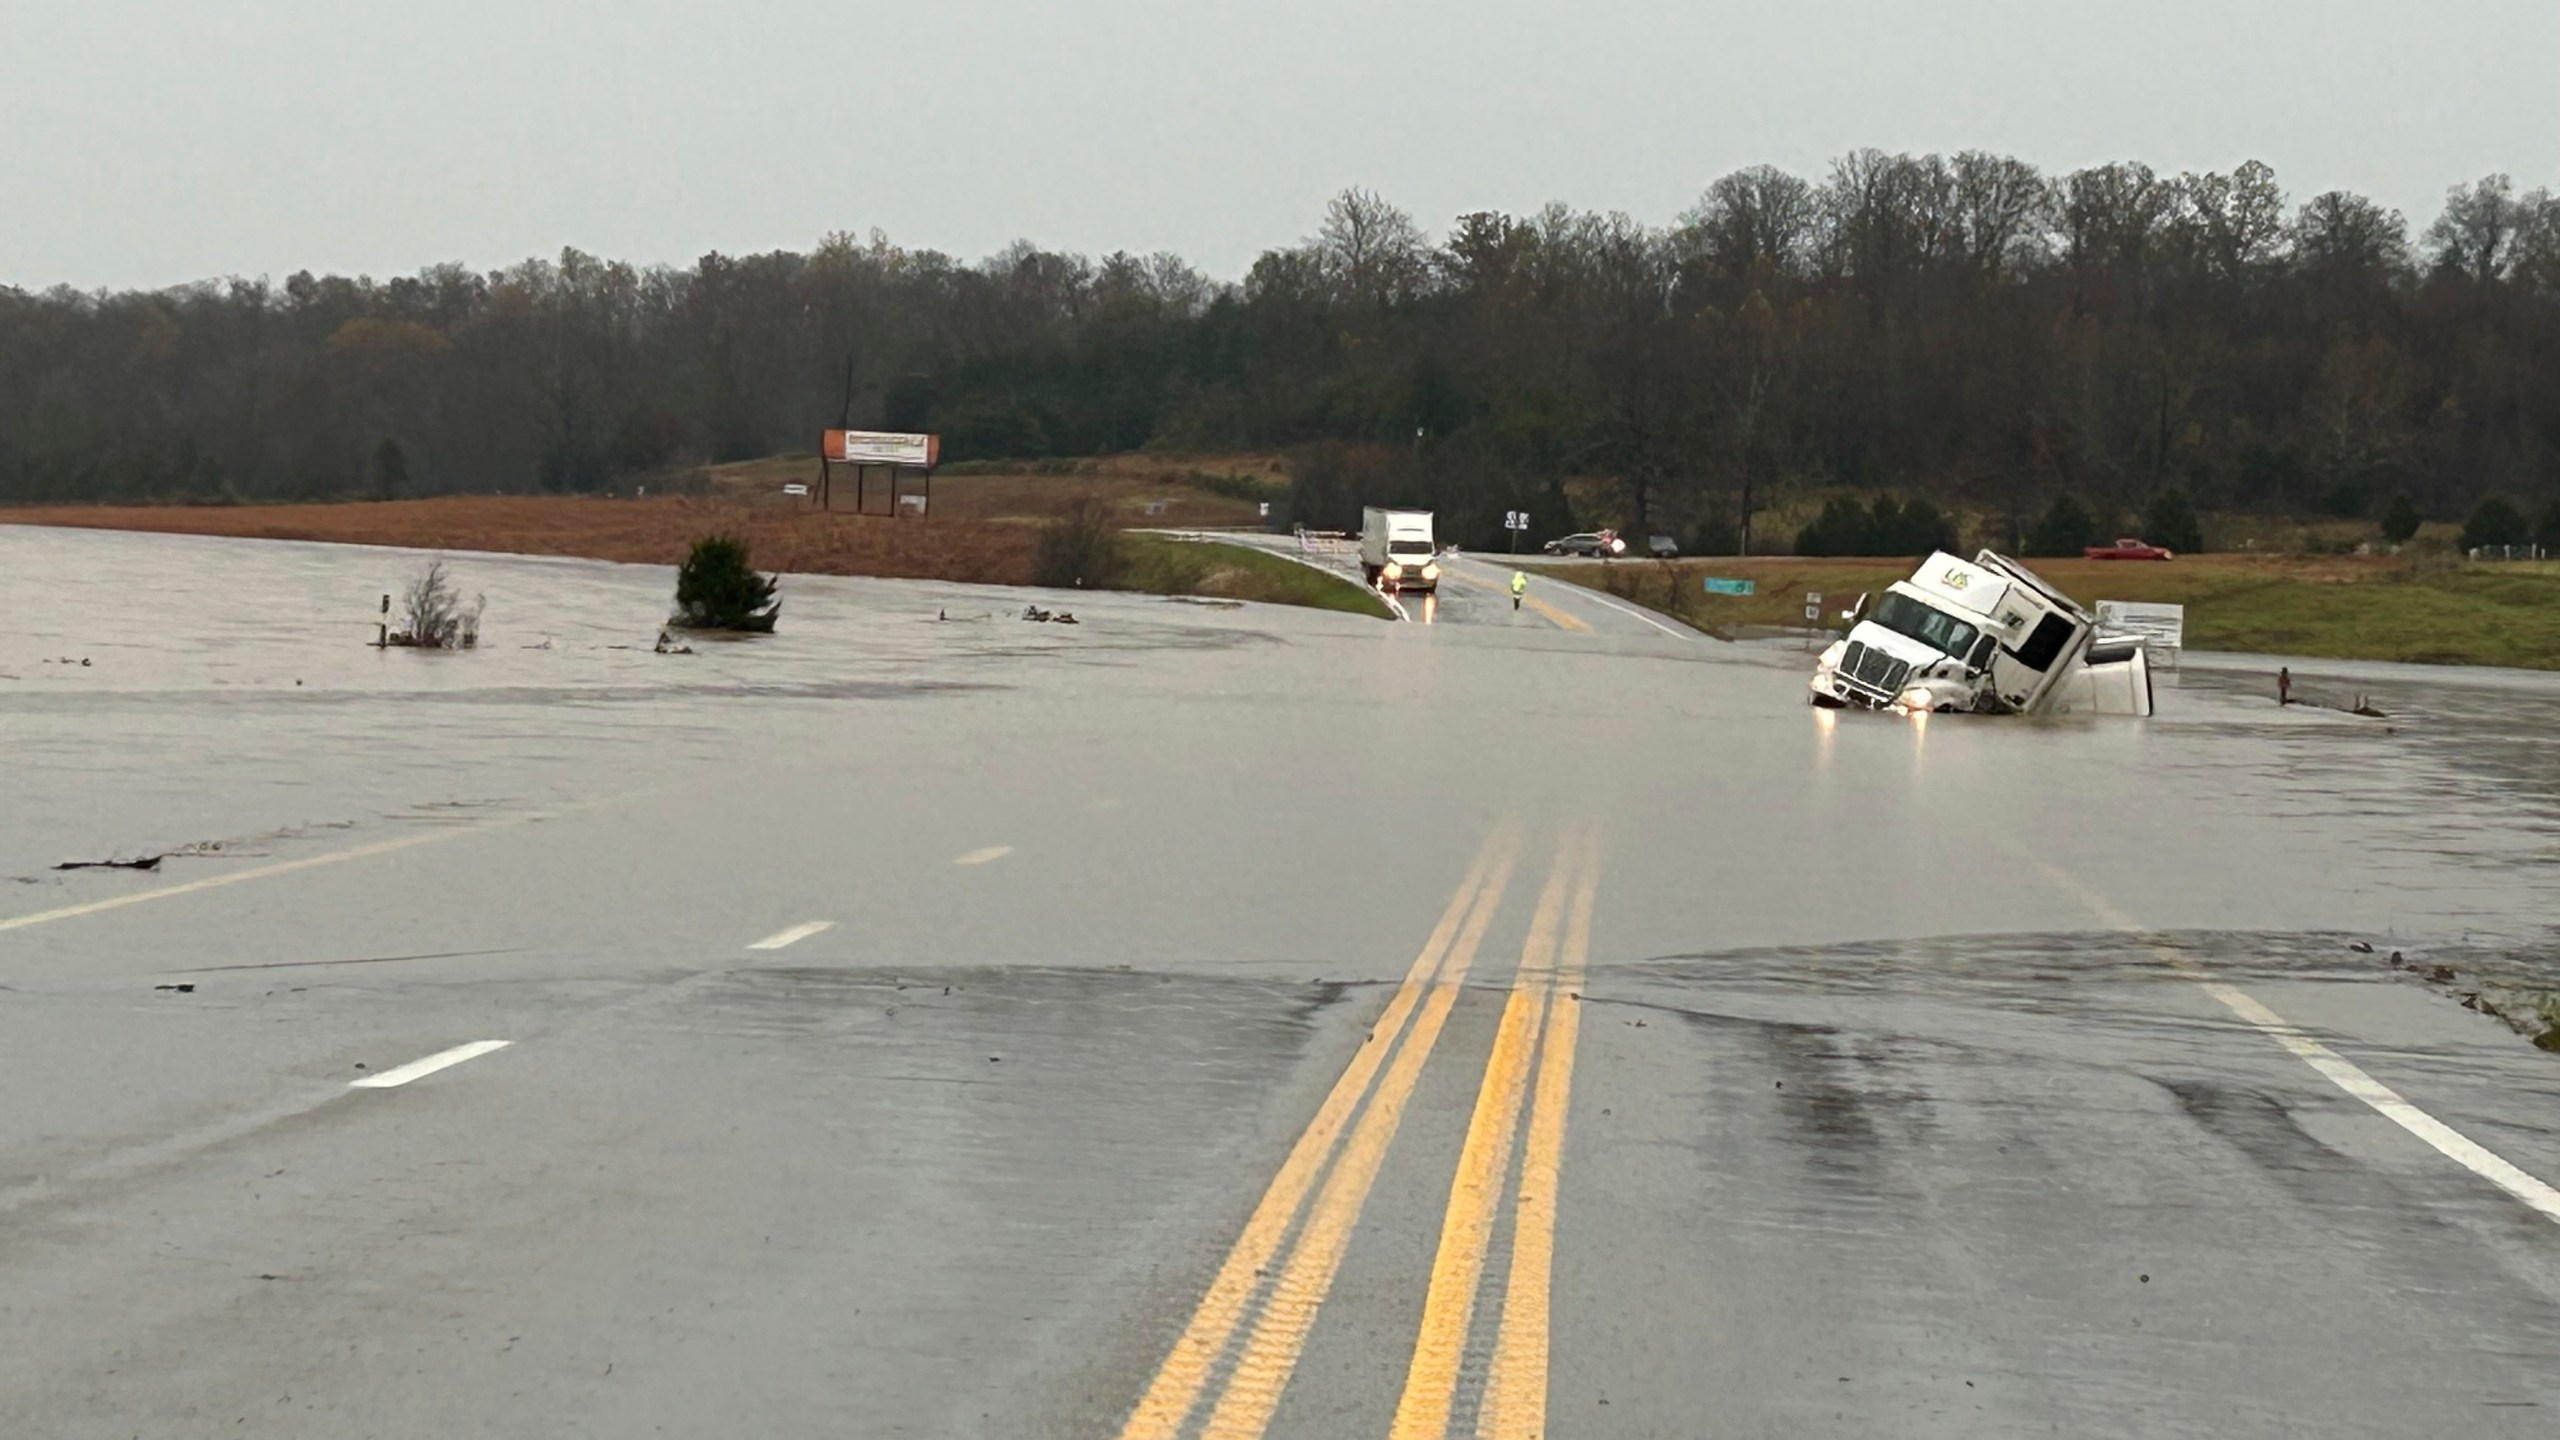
<box><xmin>2084</xmin><ymin>537</ymin><xmax>2175</xmax><ymax>560</ymax></box>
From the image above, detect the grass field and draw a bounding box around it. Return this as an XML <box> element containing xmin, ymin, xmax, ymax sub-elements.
<box><xmin>0</xmin><ymin>494</ymin><xmax>1048</xmax><ymax>583</ymax></box>
<box><xmin>700</xmin><ymin>455</ymin><xmax>1270</xmax><ymax>529</ymax></box>
<box><xmin>1543</xmin><ymin>553</ymin><xmax>2560</xmax><ymax>670</ymax></box>
<box><xmin>1120</xmin><ymin>536</ymin><xmax>1394</xmax><ymax>618</ymax></box>
<box><xmin>0</xmin><ymin>472</ymin><xmax>1374</xmax><ymax>619</ymax></box>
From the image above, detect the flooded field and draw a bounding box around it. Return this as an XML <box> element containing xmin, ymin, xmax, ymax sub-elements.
<box><xmin>0</xmin><ymin>524</ymin><xmax>1308</xmax><ymax>894</ymax></box>
<box><xmin>8</xmin><ymin>523</ymin><xmax>2555</xmax><ymax>963</ymax></box>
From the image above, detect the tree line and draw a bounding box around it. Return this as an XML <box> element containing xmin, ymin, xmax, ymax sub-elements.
<box><xmin>5</xmin><ymin>152</ymin><xmax>2558</xmax><ymax>554</ymax></box>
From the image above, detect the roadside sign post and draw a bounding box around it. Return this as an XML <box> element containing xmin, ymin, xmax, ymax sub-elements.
<box><xmin>1805</xmin><ymin>592</ymin><xmax>1823</xmax><ymax>651</ymax></box>
<box><xmin>1504</xmin><ymin>510</ymin><xmax>1528</xmax><ymax>554</ymax></box>
<box><xmin>819</xmin><ymin>430</ymin><xmax>940</xmax><ymax>517</ymax></box>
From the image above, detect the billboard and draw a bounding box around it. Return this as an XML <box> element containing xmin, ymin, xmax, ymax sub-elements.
<box><xmin>824</xmin><ymin>430</ymin><xmax>940</xmax><ymax>467</ymax></box>
<box><xmin>2094</xmin><ymin>600</ymin><xmax>2185</xmax><ymax>654</ymax></box>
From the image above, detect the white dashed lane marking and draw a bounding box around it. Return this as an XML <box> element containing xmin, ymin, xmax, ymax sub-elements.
<box><xmin>747</xmin><ymin>921</ymin><xmax>835</xmax><ymax>951</ymax></box>
<box><xmin>348</xmin><ymin>1040</ymin><xmax>512</xmax><ymax>1090</ymax></box>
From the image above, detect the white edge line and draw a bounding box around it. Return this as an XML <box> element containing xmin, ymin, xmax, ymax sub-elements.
<box><xmin>954</xmin><ymin>846</ymin><xmax>1014</xmax><ymax>866</ymax></box>
<box><xmin>348</xmin><ymin>1040</ymin><xmax>511</xmax><ymax>1089</ymax></box>
<box><xmin>2198</xmin><ymin>979</ymin><xmax>2560</xmax><ymax>1223</ymax></box>
<box><xmin>0</xmin><ymin>827</ymin><xmax>469</xmax><ymax>934</ymax></box>
<box><xmin>0</xmin><ymin>784</ymin><xmax>687</xmax><ymax>936</ymax></box>
<box><xmin>2039</xmin><ymin>860</ymin><xmax>2560</xmax><ymax>1227</ymax></box>
<box><xmin>747</xmin><ymin>919</ymin><xmax>835</xmax><ymax>950</ymax></box>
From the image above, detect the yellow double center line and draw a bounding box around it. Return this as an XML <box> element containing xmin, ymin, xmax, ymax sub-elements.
<box><xmin>1119</xmin><ymin>825</ymin><xmax>1600</xmax><ymax>1440</ymax></box>
<box><xmin>1393</xmin><ymin>831</ymin><xmax>1598</xmax><ymax>1440</ymax></box>
<box><xmin>1118</xmin><ymin>824</ymin><xmax>1522</xmax><ymax>1440</ymax></box>
<box><xmin>1440</xmin><ymin>568</ymin><xmax>1591</xmax><ymax>632</ymax></box>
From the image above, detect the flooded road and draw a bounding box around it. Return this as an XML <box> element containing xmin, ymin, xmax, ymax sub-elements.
<box><xmin>4</xmin><ymin>523</ymin><xmax>2557</xmax><ymax>1437</ymax></box>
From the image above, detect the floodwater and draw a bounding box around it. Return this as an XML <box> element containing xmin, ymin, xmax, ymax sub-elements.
<box><xmin>8</xmin><ymin>522</ymin><xmax>2560</xmax><ymax>1437</ymax></box>
<box><xmin>5</xmin><ymin>521</ymin><xmax>2555</xmax><ymax>982</ymax></box>
<box><xmin>0</xmin><ymin>524</ymin><xmax>1309</xmax><ymax>887</ymax></box>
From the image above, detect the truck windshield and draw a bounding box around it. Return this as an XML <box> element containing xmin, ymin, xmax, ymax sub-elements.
<box><xmin>1388</xmin><ymin>540</ymin><xmax>1434</xmax><ymax>556</ymax></box>
<box><xmin>1870</xmin><ymin>592</ymin><xmax>1982</xmax><ymax>660</ymax></box>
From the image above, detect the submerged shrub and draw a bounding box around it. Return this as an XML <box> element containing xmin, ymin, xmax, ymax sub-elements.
<box><xmin>672</xmin><ymin>533</ymin><xmax>780</xmax><ymax>630</ymax></box>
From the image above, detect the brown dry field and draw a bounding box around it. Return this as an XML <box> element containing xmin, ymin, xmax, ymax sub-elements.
<box><xmin>0</xmin><ymin>469</ymin><xmax>1267</xmax><ymax>586</ymax></box>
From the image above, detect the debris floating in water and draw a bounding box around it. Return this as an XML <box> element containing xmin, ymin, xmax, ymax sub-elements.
<box><xmin>55</xmin><ymin>854</ymin><xmax>165</xmax><ymax>872</ymax></box>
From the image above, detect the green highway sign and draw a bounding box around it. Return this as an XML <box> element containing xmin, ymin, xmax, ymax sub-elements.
<box><xmin>1702</xmin><ymin>578</ymin><xmax>1755</xmax><ymax>596</ymax></box>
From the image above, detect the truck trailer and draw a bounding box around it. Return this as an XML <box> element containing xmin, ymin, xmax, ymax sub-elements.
<box><xmin>1808</xmin><ymin>550</ymin><xmax>2153</xmax><ymax>717</ymax></box>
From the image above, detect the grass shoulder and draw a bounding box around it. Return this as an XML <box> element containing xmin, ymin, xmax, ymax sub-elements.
<box><xmin>1119</xmin><ymin>534</ymin><xmax>1394</xmax><ymax>618</ymax></box>
<box><xmin>1533</xmin><ymin>554</ymin><xmax>2560</xmax><ymax>670</ymax></box>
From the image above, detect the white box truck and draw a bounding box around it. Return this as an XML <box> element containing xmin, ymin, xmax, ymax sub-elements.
<box><xmin>1808</xmin><ymin>550</ymin><xmax>2152</xmax><ymax>716</ymax></box>
<box><xmin>1360</xmin><ymin>507</ymin><xmax>1439</xmax><ymax>593</ymax></box>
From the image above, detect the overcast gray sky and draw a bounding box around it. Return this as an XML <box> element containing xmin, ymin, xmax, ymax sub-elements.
<box><xmin>3</xmin><ymin>0</ymin><xmax>2551</xmax><ymax>290</ymax></box>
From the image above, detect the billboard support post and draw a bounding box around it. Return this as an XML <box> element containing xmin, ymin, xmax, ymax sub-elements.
<box><xmin>820</xmin><ymin>431</ymin><xmax>941</xmax><ymax>517</ymax></box>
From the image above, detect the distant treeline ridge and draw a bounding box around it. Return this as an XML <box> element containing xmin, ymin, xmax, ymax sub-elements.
<box><xmin>5</xmin><ymin>152</ymin><xmax>2557</xmax><ymax>551</ymax></box>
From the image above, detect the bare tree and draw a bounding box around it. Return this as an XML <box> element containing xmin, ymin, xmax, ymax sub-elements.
<box><xmin>1949</xmin><ymin>151</ymin><xmax>2051</xmax><ymax>273</ymax></box>
<box><xmin>1681</xmin><ymin>165</ymin><xmax>1818</xmax><ymax>277</ymax></box>
<box><xmin>2176</xmin><ymin>161</ymin><xmax>2286</xmax><ymax>280</ymax></box>
<box><xmin>389</xmin><ymin>561</ymin><xmax>484</xmax><ymax>649</ymax></box>
<box><xmin>2293</xmin><ymin>191</ymin><xmax>2412</xmax><ymax>275</ymax></box>
<box><xmin>2057</xmin><ymin>162</ymin><xmax>2176</xmax><ymax>277</ymax></box>
<box><xmin>1317</xmin><ymin>189</ymin><xmax>1431</xmax><ymax>308</ymax></box>
<box><xmin>2509</xmin><ymin>190</ymin><xmax>2560</xmax><ymax>297</ymax></box>
<box><xmin>1817</xmin><ymin>149</ymin><xmax>1928</xmax><ymax>281</ymax></box>
<box><xmin>2426</xmin><ymin>174</ymin><xmax>2527</xmax><ymax>283</ymax></box>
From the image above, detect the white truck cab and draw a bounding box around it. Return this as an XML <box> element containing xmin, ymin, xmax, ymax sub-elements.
<box><xmin>1809</xmin><ymin>550</ymin><xmax>2152</xmax><ymax>716</ymax></box>
<box><xmin>1360</xmin><ymin>507</ymin><xmax>1439</xmax><ymax>592</ymax></box>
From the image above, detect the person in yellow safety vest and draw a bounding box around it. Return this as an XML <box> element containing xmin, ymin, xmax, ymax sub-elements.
<box><xmin>1510</xmin><ymin>571</ymin><xmax>1527</xmax><ymax>610</ymax></box>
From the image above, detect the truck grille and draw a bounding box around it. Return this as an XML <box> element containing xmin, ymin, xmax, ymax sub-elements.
<box><xmin>1839</xmin><ymin>640</ymin><xmax>1911</xmax><ymax>703</ymax></box>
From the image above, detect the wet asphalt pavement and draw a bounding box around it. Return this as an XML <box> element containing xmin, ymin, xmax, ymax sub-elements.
<box><xmin>5</xmin><ymin>524</ymin><xmax>2559</xmax><ymax>1438</ymax></box>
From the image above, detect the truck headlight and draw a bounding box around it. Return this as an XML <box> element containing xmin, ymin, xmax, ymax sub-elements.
<box><xmin>1384</xmin><ymin>561</ymin><xmax>1403</xmax><ymax>578</ymax></box>
<box><xmin>1420</xmin><ymin>563</ymin><xmax>1440</xmax><ymax>580</ymax></box>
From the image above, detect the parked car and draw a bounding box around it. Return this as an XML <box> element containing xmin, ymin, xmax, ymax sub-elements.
<box><xmin>2084</xmin><ymin>537</ymin><xmax>2176</xmax><ymax>561</ymax></box>
<box><xmin>1647</xmin><ymin>535</ymin><xmax>1680</xmax><ymax>559</ymax></box>
<box><xmin>1543</xmin><ymin>532</ymin><xmax>1621</xmax><ymax>557</ymax></box>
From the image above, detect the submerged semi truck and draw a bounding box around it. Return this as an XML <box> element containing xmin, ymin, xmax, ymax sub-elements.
<box><xmin>1359</xmin><ymin>507</ymin><xmax>1439</xmax><ymax>592</ymax></box>
<box><xmin>1809</xmin><ymin>550</ymin><xmax>2153</xmax><ymax>717</ymax></box>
